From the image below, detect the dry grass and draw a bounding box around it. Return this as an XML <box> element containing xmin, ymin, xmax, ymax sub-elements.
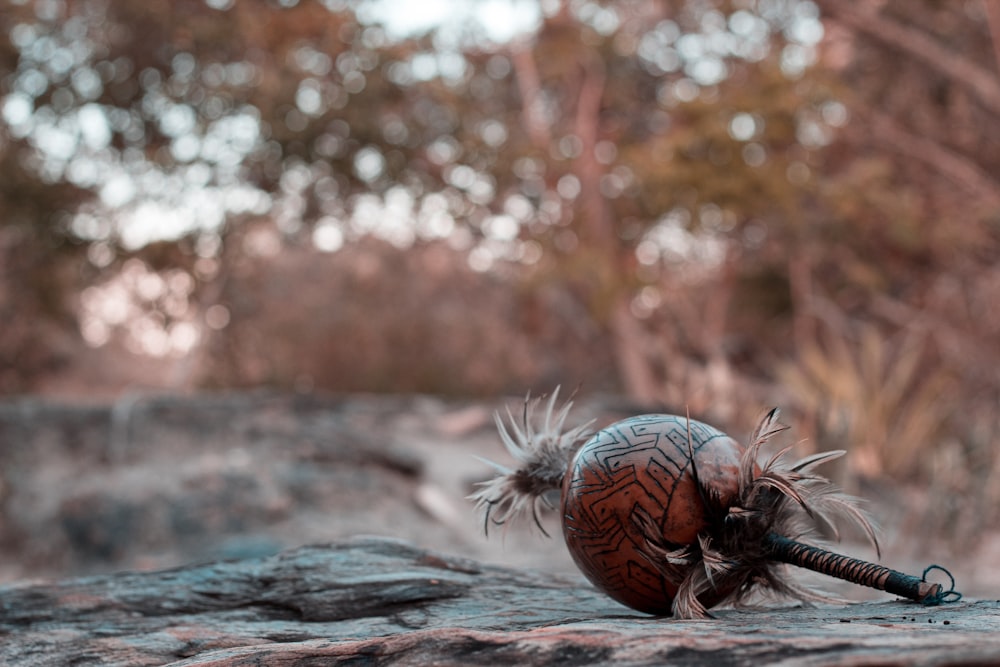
<box><xmin>772</xmin><ymin>319</ymin><xmax>1000</xmax><ymax>552</ymax></box>
<box><xmin>778</xmin><ymin>322</ymin><xmax>955</xmax><ymax>481</ymax></box>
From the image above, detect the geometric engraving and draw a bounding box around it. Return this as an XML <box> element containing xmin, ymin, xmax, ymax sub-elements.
<box><xmin>561</xmin><ymin>415</ymin><xmax>742</xmax><ymax>614</ymax></box>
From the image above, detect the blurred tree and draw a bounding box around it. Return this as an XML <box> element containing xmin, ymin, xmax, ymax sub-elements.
<box><xmin>2</xmin><ymin>0</ymin><xmax>998</xmax><ymax>438</ymax></box>
<box><xmin>790</xmin><ymin>0</ymin><xmax>1000</xmax><ymax>504</ymax></box>
<box><xmin>0</xmin><ymin>2</ymin><xmax>92</xmax><ymax>392</ymax></box>
<box><xmin>1</xmin><ymin>0</ymin><xmax>834</xmax><ymax>398</ymax></box>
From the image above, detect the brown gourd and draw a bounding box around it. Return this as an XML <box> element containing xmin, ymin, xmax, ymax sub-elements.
<box><xmin>471</xmin><ymin>389</ymin><xmax>959</xmax><ymax>618</ymax></box>
<box><xmin>561</xmin><ymin>414</ymin><xmax>745</xmax><ymax>614</ymax></box>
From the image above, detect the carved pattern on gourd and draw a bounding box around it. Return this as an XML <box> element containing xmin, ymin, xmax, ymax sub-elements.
<box><xmin>561</xmin><ymin>414</ymin><xmax>738</xmax><ymax>614</ymax></box>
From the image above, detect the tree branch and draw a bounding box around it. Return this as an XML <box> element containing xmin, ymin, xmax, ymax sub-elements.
<box><xmin>573</xmin><ymin>59</ymin><xmax>613</xmax><ymax>246</ymax></box>
<box><xmin>816</xmin><ymin>0</ymin><xmax>1000</xmax><ymax>115</ymax></box>
<box><xmin>846</xmin><ymin>105</ymin><xmax>1000</xmax><ymax>206</ymax></box>
<box><xmin>510</xmin><ymin>44</ymin><xmax>551</xmax><ymax>150</ymax></box>
<box><xmin>983</xmin><ymin>0</ymin><xmax>1000</xmax><ymax>81</ymax></box>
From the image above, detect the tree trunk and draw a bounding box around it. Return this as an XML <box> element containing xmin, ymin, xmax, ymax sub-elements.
<box><xmin>609</xmin><ymin>295</ymin><xmax>662</xmax><ymax>405</ymax></box>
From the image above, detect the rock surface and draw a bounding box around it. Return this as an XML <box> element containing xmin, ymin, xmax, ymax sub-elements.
<box><xmin>0</xmin><ymin>391</ymin><xmax>585</xmax><ymax>583</ymax></box>
<box><xmin>4</xmin><ymin>390</ymin><xmax>991</xmax><ymax>594</ymax></box>
<box><xmin>0</xmin><ymin>536</ymin><xmax>996</xmax><ymax>667</ymax></box>
<box><xmin>1</xmin><ymin>391</ymin><xmax>998</xmax><ymax>665</ymax></box>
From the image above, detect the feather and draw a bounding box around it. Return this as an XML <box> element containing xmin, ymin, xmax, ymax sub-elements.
<box><xmin>471</xmin><ymin>454</ymin><xmax>513</xmax><ymax>476</ymax></box>
<box><xmin>790</xmin><ymin>449</ymin><xmax>846</xmax><ymax>473</ymax></box>
<box><xmin>762</xmin><ymin>443</ymin><xmax>798</xmax><ymax>474</ymax></box>
<box><xmin>738</xmin><ymin>408</ymin><xmax>790</xmax><ymax>496</ymax></box>
<box><xmin>469</xmin><ymin>387</ymin><xmax>594</xmax><ymax>536</ymax></box>
<box><xmin>750</xmin><ymin>408</ymin><xmax>790</xmax><ymax>449</ymax></box>
<box><xmin>699</xmin><ymin>535</ymin><xmax>736</xmax><ymax>588</ymax></box>
<box><xmin>663</xmin><ymin>409</ymin><xmax>881</xmax><ymax>618</ymax></box>
<box><xmin>795</xmin><ymin>483</ymin><xmax>881</xmax><ymax>556</ymax></box>
<box><xmin>631</xmin><ymin>505</ymin><xmax>695</xmax><ymax>566</ymax></box>
<box><xmin>752</xmin><ymin>471</ymin><xmax>812</xmax><ymax>516</ymax></box>
<box><xmin>673</xmin><ymin>564</ymin><xmax>713</xmax><ymax>620</ymax></box>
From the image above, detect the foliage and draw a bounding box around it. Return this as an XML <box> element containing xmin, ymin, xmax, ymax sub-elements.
<box><xmin>1</xmin><ymin>0</ymin><xmax>999</xmax><ymax>505</ymax></box>
<box><xmin>777</xmin><ymin>321</ymin><xmax>954</xmax><ymax>479</ymax></box>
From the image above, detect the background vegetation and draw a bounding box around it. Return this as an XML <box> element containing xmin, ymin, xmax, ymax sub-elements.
<box><xmin>2</xmin><ymin>0</ymin><xmax>999</xmax><ymax>540</ymax></box>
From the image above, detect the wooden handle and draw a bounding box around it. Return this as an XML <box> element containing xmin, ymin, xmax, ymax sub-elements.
<box><xmin>764</xmin><ymin>533</ymin><xmax>945</xmax><ymax>603</ymax></box>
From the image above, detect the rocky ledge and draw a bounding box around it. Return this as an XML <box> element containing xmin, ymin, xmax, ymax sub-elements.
<box><xmin>1</xmin><ymin>536</ymin><xmax>996</xmax><ymax>666</ymax></box>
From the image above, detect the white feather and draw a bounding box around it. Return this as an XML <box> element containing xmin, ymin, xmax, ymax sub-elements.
<box><xmin>469</xmin><ymin>386</ymin><xmax>594</xmax><ymax>535</ymax></box>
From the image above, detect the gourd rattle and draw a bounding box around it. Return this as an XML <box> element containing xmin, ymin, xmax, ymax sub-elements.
<box><xmin>471</xmin><ymin>389</ymin><xmax>960</xmax><ymax>618</ymax></box>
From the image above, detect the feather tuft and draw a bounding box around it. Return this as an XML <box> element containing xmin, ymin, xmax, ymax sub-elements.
<box><xmin>469</xmin><ymin>387</ymin><xmax>594</xmax><ymax>536</ymax></box>
<box><xmin>650</xmin><ymin>408</ymin><xmax>881</xmax><ymax>619</ymax></box>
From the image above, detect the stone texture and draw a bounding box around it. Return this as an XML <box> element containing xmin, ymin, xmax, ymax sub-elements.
<box><xmin>0</xmin><ymin>536</ymin><xmax>996</xmax><ymax>666</ymax></box>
